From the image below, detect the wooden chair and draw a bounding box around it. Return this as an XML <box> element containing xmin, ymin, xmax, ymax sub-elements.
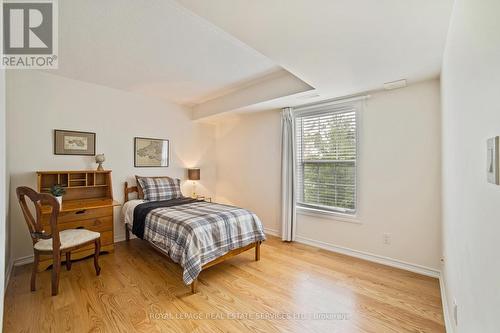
<box><xmin>16</xmin><ymin>186</ymin><xmax>102</xmax><ymax>296</ymax></box>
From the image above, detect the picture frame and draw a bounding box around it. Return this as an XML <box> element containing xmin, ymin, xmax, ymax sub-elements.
<box><xmin>134</xmin><ymin>137</ymin><xmax>169</xmax><ymax>167</ymax></box>
<box><xmin>487</xmin><ymin>136</ymin><xmax>499</xmax><ymax>184</ymax></box>
<box><xmin>54</xmin><ymin>129</ymin><xmax>96</xmax><ymax>156</ymax></box>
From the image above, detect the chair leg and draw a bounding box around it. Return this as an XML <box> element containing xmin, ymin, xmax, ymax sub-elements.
<box><xmin>51</xmin><ymin>251</ymin><xmax>61</xmax><ymax>296</ymax></box>
<box><xmin>31</xmin><ymin>252</ymin><xmax>39</xmax><ymax>292</ymax></box>
<box><xmin>65</xmin><ymin>252</ymin><xmax>72</xmax><ymax>271</ymax></box>
<box><xmin>94</xmin><ymin>238</ymin><xmax>101</xmax><ymax>276</ymax></box>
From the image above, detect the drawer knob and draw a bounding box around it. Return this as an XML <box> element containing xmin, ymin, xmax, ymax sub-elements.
<box><xmin>76</xmin><ymin>226</ymin><xmax>85</xmax><ymax>229</ymax></box>
<box><xmin>75</xmin><ymin>210</ymin><xmax>86</xmax><ymax>215</ymax></box>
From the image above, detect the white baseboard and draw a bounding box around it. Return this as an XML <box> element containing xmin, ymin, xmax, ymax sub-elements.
<box><xmin>114</xmin><ymin>234</ymin><xmax>126</xmax><ymax>243</ymax></box>
<box><xmin>264</xmin><ymin>227</ymin><xmax>280</xmax><ymax>237</ymax></box>
<box><xmin>13</xmin><ymin>254</ymin><xmax>34</xmax><ymax>266</ymax></box>
<box><xmin>5</xmin><ymin>259</ymin><xmax>13</xmax><ymax>291</ymax></box>
<box><xmin>439</xmin><ymin>274</ymin><xmax>454</xmax><ymax>333</ymax></box>
<box><xmin>294</xmin><ymin>235</ymin><xmax>440</xmax><ymax>278</ymax></box>
<box><xmin>114</xmin><ymin>233</ymin><xmax>137</xmax><ymax>243</ymax></box>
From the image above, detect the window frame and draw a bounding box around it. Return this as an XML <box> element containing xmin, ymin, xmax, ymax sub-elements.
<box><xmin>293</xmin><ymin>99</ymin><xmax>361</xmax><ymax>219</ymax></box>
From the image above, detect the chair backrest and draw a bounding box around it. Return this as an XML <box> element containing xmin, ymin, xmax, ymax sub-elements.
<box><xmin>16</xmin><ymin>186</ymin><xmax>60</xmax><ymax>250</ymax></box>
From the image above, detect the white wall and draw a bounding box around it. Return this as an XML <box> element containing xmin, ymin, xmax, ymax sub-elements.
<box><xmin>441</xmin><ymin>0</ymin><xmax>500</xmax><ymax>331</ymax></box>
<box><xmin>0</xmin><ymin>68</ymin><xmax>7</xmax><ymax>328</ymax></box>
<box><xmin>215</xmin><ymin>79</ymin><xmax>442</xmax><ymax>270</ymax></box>
<box><xmin>215</xmin><ymin>110</ymin><xmax>281</xmax><ymax>232</ymax></box>
<box><xmin>6</xmin><ymin>71</ymin><xmax>216</xmax><ymax>262</ymax></box>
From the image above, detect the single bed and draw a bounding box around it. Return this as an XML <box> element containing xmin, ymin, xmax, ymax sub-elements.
<box><xmin>122</xmin><ymin>181</ymin><xmax>266</xmax><ymax>293</ymax></box>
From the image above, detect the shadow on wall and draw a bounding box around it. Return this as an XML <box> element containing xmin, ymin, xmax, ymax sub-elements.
<box><xmin>214</xmin><ymin>114</ymin><xmax>243</xmax><ymax>139</ymax></box>
<box><xmin>173</xmin><ymin>141</ymin><xmax>216</xmax><ymax>199</ymax></box>
<box><xmin>8</xmin><ymin>171</ymin><xmax>40</xmax><ymax>262</ymax></box>
<box><xmin>212</xmin><ymin>110</ymin><xmax>282</xmax><ymax>232</ymax></box>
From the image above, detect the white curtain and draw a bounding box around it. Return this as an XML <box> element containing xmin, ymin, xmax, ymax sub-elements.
<box><xmin>281</xmin><ymin>107</ymin><xmax>296</xmax><ymax>241</ymax></box>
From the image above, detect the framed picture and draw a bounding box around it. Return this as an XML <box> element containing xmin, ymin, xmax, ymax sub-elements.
<box><xmin>487</xmin><ymin>136</ymin><xmax>499</xmax><ymax>184</ymax></box>
<box><xmin>134</xmin><ymin>137</ymin><xmax>169</xmax><ymax>167</ymax></box>
<box><xmin>54</xmin><ymin>130</ymin><xmax>96</xmax><ymax>156</ymax></box>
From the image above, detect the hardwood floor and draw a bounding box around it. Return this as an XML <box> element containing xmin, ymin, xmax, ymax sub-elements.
<box><xmin>4</xmin><ymin>236</ymin><xmax>445</xmax><ymax>333</ymax></box>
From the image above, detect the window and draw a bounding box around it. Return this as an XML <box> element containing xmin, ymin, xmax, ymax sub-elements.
<box><xmin>295</xmin><ymin>102</ymin><xmax>358</xmax><ymax>215</ymax></box>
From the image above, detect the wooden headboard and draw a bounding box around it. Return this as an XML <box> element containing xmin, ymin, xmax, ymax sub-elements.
<box><xmin>123</xmin><ymin>182</ymin><xmax>138</xmax><ymax>202</ymax></box>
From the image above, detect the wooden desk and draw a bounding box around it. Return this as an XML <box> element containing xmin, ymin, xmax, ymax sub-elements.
<box><xmin>37</xmin><ymin>171</ymin><xmax>120</xmax><ymax>271</ymax></box>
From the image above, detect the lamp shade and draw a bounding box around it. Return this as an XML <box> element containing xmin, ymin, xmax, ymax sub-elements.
<box><xmin>188</xmin><ymin>168</ymin><xmax>200</xmax><ymax>180</ymax></box>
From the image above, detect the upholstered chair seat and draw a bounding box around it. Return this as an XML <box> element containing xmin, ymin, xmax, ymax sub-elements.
<box><xmin>34</xmin><ymin>229</ymin><xmax>100</xmax><ymax>251</ymax></box>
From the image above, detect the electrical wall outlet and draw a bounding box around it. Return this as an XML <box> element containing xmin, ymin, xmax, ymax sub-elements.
<box><xmin>383</xmin><ymin>233</ymin><xmax>391</xmax><ymax>245</ymax></box>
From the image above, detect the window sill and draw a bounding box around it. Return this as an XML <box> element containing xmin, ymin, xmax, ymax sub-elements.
<box><xmin>296</xmin><ymin>206</ymin><xmax>362</xmax><ymax>224</ymax></box>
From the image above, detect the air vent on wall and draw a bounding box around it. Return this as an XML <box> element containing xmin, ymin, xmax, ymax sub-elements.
<box><xmin>384</xmin><ymin>79</ymin><xmax>407</xmax><ymax>90</ymax></box>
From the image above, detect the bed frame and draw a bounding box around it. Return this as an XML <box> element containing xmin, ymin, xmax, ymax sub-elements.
<box><xmin>123</xmin><ymin>182</ymin><xmax>261</xmax><ymax>294</ymax></box>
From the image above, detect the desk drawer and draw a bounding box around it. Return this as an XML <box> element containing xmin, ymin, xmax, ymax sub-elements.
<box><xmin>75</xmin><ymin>230</ymin><xmax>113</xmax><ymax>247</ymax></box>
<box><xmin>42</xmin><ymin>207</ymin><xmax>112</xmax><ymax>224</ymax></box>
<box><xmin>43</xmin><ymin>216</ymin><xmax>113</xmax><ymax>233</ymax></box>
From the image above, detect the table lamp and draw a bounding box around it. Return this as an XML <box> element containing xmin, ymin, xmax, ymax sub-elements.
<box><xmin>187</xmin><ymin>168</ymin><xmax>200</xmax><ymax>198</ymax></box>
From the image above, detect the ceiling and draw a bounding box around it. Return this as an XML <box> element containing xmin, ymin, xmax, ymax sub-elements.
<box><xmin>177</xmin><ymin>0</ymin><xmax>454</xmax><ymax>106</ymax></box>
<box><xmin>49</xmin><ymin>0</ymin><xmax>453</xmax><ymax>118</ymax></box>
<box><xmin>51</xmin><ymin>0</ymin><xmax>305</xmax><ymax>105</ymax></box>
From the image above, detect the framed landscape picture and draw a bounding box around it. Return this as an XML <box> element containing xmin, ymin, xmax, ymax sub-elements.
<box><xmin>134</xmin><ymin>137</ymin><xmax>169</xmax><ymax>167</ymax></box>
<box><xmin>54</xmin><ymin>130</ymin><xmax>96</xmax><ymax>155</ymax></box>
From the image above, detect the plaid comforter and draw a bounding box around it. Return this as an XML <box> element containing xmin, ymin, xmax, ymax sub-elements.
<box><xmin>138</xmin><ymin>200</ymin><xmax>266</xmax><ymax>285</ymax></box>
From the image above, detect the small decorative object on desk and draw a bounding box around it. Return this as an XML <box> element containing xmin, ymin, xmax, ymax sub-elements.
<box><xmin>95</xmin><ymin>154</ymin><xmax>106</xmax><ymax>171</ymax></box>
<box><xmin>49</xmin><ymin>184</ymin><xmax>66</xmax><ymax>206</ymax></box>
